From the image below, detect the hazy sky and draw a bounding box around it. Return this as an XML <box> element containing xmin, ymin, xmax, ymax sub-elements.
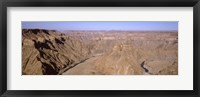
<box><xmin>22</xmin><ymin>21</ymin><xmax>178</xmax><ymax>31</ymax></box>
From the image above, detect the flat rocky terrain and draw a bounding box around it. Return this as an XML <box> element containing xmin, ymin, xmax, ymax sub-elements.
<box><xmin>22</xmin><ymin>29</ymin><xmax>178</xmax><ymax>75</ymax></box>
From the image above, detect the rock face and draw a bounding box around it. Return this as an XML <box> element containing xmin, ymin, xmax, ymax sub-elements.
<box><xmin>22</xmin><ymin>29</ymin><xmax>178</xmax><ymax>75</ymax></box>
<box><xmin>22</xmin><ymin>29</ymin><xmax>90</xmax><ymax>75</ymax></box>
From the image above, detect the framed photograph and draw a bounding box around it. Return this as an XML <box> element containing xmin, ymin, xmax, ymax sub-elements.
<box><xmin>0</xmin><ymin>0</ymin><xmax>199</xmax><ymax>97</ymax></box>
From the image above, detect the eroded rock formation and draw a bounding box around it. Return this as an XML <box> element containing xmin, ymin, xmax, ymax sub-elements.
<box><xmin>22</xmin><ymin>29</ymin><xmax>178</xmax><ymax>75</ymax></box>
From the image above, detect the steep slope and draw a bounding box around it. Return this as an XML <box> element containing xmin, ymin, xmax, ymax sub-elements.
<box><xmin>22</xmin><ymin>29</ymin><xmax>90</xmax><ymax>75</ymax></box>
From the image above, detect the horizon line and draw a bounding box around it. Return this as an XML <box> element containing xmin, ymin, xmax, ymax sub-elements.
<box><xmin>22</xmin><ymin>28</ymin><xmax>178</xmax><ymax>32</ymax></box>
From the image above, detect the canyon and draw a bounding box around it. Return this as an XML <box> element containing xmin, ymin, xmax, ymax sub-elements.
<box><xmin>22</xmin><ymin>29</ymin><xmax>178</xmax><ymax>75</ymax></box>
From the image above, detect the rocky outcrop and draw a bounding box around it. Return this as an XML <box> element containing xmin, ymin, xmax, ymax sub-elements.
<box><xmin>22</xmin><ymin>29</ymin><xmax>90</xmax><ymax>75</ymax></box>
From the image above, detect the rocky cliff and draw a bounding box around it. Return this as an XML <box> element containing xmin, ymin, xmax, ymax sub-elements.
<box><xmin>22</xmin><ymin>29</ymin><xmax>90</xmax><ymax>75</ymax></box>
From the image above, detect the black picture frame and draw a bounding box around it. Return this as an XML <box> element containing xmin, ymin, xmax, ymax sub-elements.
<box><xmin>0</xmin><ymin>0</ymin><xmax>200</xmax><ymax>97</ymax></box>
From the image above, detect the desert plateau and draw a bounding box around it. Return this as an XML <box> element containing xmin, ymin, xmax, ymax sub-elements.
<box><xmin>22</xmin><ymin>29</ymin><xmax>178</xmax><ymax>75</ymax></box>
